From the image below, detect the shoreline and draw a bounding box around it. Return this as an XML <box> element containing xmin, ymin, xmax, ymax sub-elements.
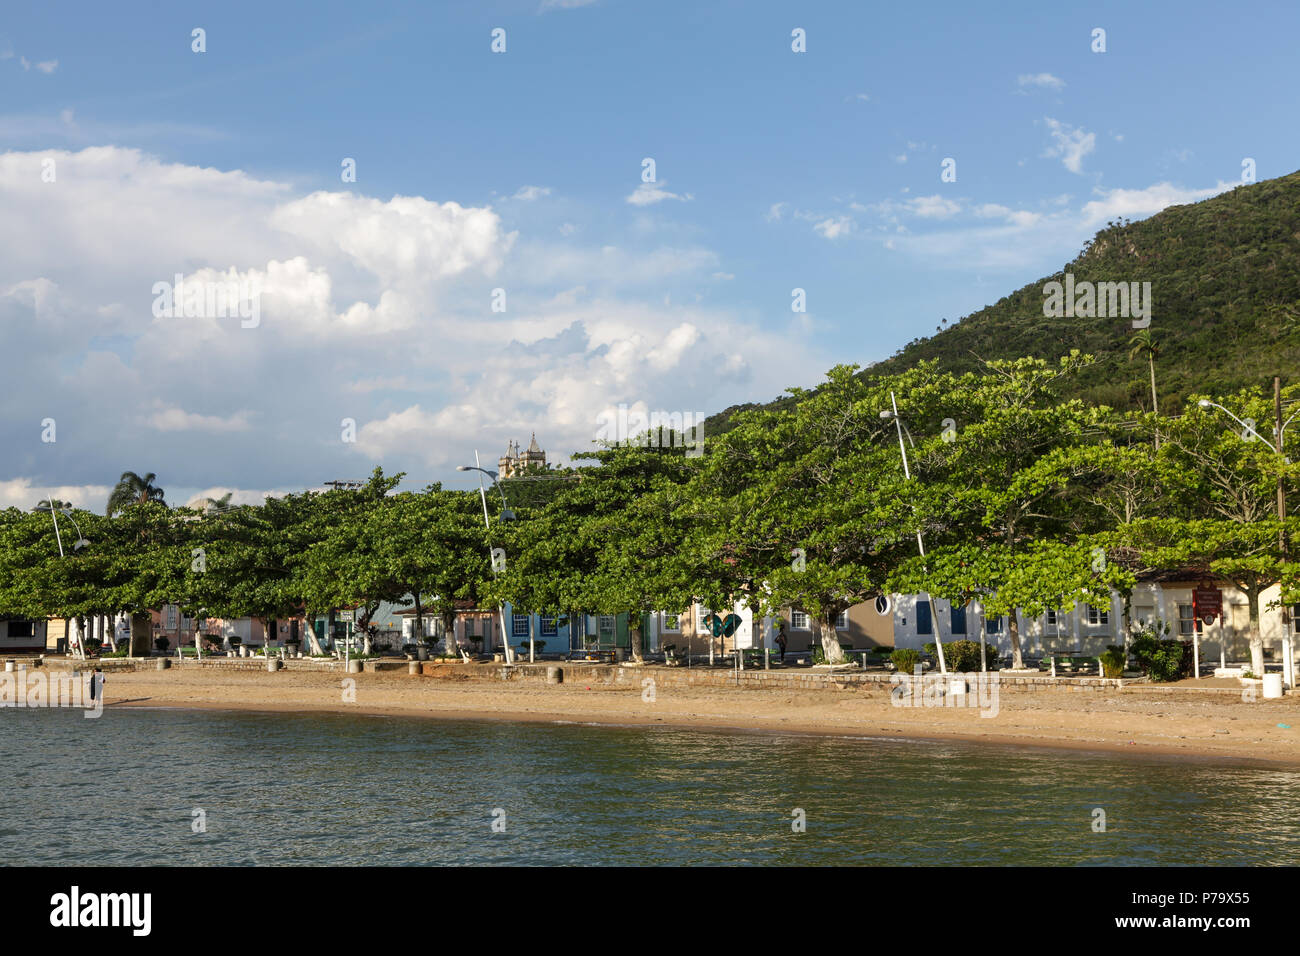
<box><xmin>109</xmin><ymin>696</ymin><xmax>1300</xmax><ymax>769</ymax></box>
<box><xmin>85</xmin><ymin>667</ymin><xmax>1300</xmax><ymax>769</ymax></box>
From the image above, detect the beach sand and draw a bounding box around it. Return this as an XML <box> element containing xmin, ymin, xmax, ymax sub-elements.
<box><xmin>98</xmin><ymin>666</ymin><xmax>1300</xmax><ymax>766</ymax></box>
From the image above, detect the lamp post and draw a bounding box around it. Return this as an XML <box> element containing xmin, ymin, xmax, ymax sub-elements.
<box><xmin>880</xmin><ymin>393</ymin><xmax>948</xmax><ymax>675</ymax></box>
<box><xmin>41</xmin><ymin>500</ymin><xmax>91</xmax><ymax>657</ymax></box>
<box><xmin>1199</xmin><ymin>385</ymin><xmax>1297</xmax><ymax>687</ymax></box>
<box><xmin>458</xmin><ymin>455</ymin><xmax>519</xmax><ymax>664</ymax></box>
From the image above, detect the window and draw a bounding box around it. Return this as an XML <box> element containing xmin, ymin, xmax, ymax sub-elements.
<box><xmin>181</xmin><ymin>615</ymin><xmax>192</xmax><ymax>630</ymax></box>
<box><xmin>986</xmin><ymin>614</ymin><xmax>1002</xmax><ymax>634</ymax></box>
<box><xmin>166</xmin><ymin>605</ymin><xmax>178</xmax><ymax>630</ymax></box>
<box><xmin>791</xmin><ymin>610</ymin><xmax>809</xmax><ymax>630</ymax></box>
<box><xmin>950</xmin><ymin>604</ymin><xmax>967</xmax><ymax>635</ymax></box>
<box><xmin>1045</xmin><ymin>608</ymin><xmax>1061</xmax><ymax>628</ymax></box>
<box><xmin>7</xmin><ymin>620</ymin><xmax>35</xmax><ymax>638</ymax></box>
<box><xmin>1085</xmin><ymin>604</ymin><xmax>1109</xmax><ymax>626</ymax></box>
<box><xmin>697</xmin><ymin>606</ymin><xmax>712</xmax><ymax>628</ymax></box>
<box><xmin>462</xmin><ymin>618</ymin><xmax>475</xmax><ymax>638</ymax></box>
<box><xmin>598</xmin><ymin>615</ymin><xmax>616</xmax><ymax>640</ymax></box>
<box><xmin>512</xmin><ymin>615</ymin><xmax>530</xmax><ymax>638</ymax></box>
<box><xmin>915</xmin><ymin>599</ymin><xmax>932</xmax><ymax>635</ymax></box>
<box><xmin>836</xmin><ymin>611</ymin><xmax>849</xmax><ymax>629</ymax></box>
<box><xmin>541</xmin><ymin>615</ymin><xmax>558</xmax><ymax>638</ymax></box>
<box><xmin>662</xmin><ymin>613</ymin><xmax>681</xmax><ymax>632</ymax></box>
<box><xmin>1177</xmin><ymin>604</ymin><xmax>1197</xmax><ymax>638</ymax></box>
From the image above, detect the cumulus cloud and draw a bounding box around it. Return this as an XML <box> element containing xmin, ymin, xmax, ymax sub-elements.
<box><xmin>512</xmin><ymin>185</ymin><xmax>551</xmax><ymax>201</ymax></box>
<box><xmin>813</xmin><ymin>216</ymin><xmax>854</xmax><ymax>239</ymax></box>
<box><xmin>1017</xmin><ymin>72</ymin><xmax>1064</xmax><ymax>91</ymax></box>
<box><xmin>1043</xmin><ymin>117</ymin><xmax>1096</xmax><ymax>174</ymax></box>
<box><xmin>909</xmin><ymin>195</ymin><xmax>962</xmax><ymax>219</ymax></box>
<box><xmin>1</xmin><ymin>146</ymin><xmax>830</xmax><ymax>498</ymax></box>
<box><xmin>626</xmin><ymin>181</ymin><xmax>693</xmax><ymax>206</ymax></box>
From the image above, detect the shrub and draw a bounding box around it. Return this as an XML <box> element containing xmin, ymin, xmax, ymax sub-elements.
<box><xmin>922</xmin><ymin>640</ymin><xmax>989</xmax><ymax>671</ymax></box>
<box><xmin>154</xmin><ymin>636</ymin><xmax>170</xmax><ymax>652</ymax></box>
<box><xmin>1128</xmin><ymin>620</ymin><xmax>1170</xmax><ymax>670</ymax></box>
<box><xmin>1099</xmin><ymin>645</ymin><xmax>1127</xmax><ymax>678</ymax></box>
<box><xmin>1146</xmin><ymin>639</ymin><xmax>1192</xmax><ymax>682</ymax></box>
<box><xmin>892</xmin><ymin>648</ymin><xmax>921</xmax><ymax>674</ymax></box>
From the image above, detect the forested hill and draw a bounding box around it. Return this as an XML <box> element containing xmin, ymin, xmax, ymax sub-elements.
<box><xmin>705</xmin><ymin>170</ymin><xmax>1300</xmax><ymax>435</ymax></box>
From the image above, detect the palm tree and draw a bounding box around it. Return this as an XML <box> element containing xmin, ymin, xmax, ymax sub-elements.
<box><xmin>32</xmin><ymin>498</ymin><xmax>71</xmax><ymax>513</ymax></box>
<box><xmin>202</xmin><ymin>492</ymin><xmax>234</xmax><ymax>515</ymax></box>
<box><xmin>1129</xmin><ymin>329</ymin><xmax>1161</xmax><ymax>448</ymax></box>
<box><xmin>106</xmin><ymin>471</ymin><xmax>165</xmax><ymax>516</ymax></box>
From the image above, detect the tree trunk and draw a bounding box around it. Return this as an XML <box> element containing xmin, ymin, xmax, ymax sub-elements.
<box><xmin>630</xmin><ymin>617</ymin><xmax>644</xmax><ymax>662</ymax></box>
<box><xmin>413</xmin><ymin>591</ymin><xmax>424</xmax><ymax>654</ymax></box>
<box><xmin>441</xmin><ymin>611</ymin><xmax>458</xmax><ymax>657</ymax></box>
<box><xmin>129</xmin><ymin>611</ymin><xmax>152</xmax><ymax>657</ymax></box>
<box><xmin>1247</xmin><ymin>587</ymin><xmax>1264</xmax><ymax>676</ymax></box>
<box><xmin>1148</xmin><ymin>353</ymin><xmax>1160</xmax><ymax>448</ymax></box>
<box><xmin>815</xmin><ymin>613</ymin><xmax>845</xmax><ymax>664</ymax></box>
<box><xmin>1007</xmin><ymin>611</ymin><xmax>1025</xmax><ymax>669</ymax></box>
<box><xmin>326</xmin><ymin>608</ymin><xmax>338</xmax><ymax>657</ymax></box>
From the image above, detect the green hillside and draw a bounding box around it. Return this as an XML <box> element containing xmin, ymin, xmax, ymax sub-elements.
<box><xmin>706</xmin><ymin>170</ymin><xmax>1300</xmax><ymax>434</ymax></box>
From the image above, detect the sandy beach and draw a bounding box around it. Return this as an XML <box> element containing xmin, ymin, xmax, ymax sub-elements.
<box><xmin>86</xmin><ymin>664</ymin><xmax>1300</xmax><ymax>766</ymax></box>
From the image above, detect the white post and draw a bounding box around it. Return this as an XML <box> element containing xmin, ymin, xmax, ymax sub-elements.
<box><xmin>1193</xmin><ymin>624</ymin><xmax>1201</xmax><ymax>680</ymax></box>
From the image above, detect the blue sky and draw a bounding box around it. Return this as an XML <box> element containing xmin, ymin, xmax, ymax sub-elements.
<box><xmin>2</xmin><ymin>0</ymin><xmax>1298</xmax><ymax>510</ymax></box>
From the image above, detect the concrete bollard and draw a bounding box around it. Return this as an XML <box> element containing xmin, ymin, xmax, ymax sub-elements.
<box><xmin>266</xmin><ymin>658</ymin><xmax>282</xmax><ymax>672</ymax></box>
<box><xmin>408</xmin><ymin>661</ymin><xmax>421</xmax><ymax>675</ymax></box>
<box><xmin>547</xmin><ymin>666</ymin><xmax>563</xmax><ymax>685</ymax></box>
<box><xmin>157</xmin><ymin>658</ymin><xmax>171</xmax><ymax>670</ymax></box>
<box><xmin>347</xmin><ymin>659</ymin><xmax>362</xmax><ymax>674</ymax></box>
<box><xmin>3</xmin><ymin>660</ymin><xmax>14</xmax><ymax>673</ymax></box>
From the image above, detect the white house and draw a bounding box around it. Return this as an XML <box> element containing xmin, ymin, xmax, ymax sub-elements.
<box><xmin>890</xmin><ymin>580</ymin><xmax>1298</xmax><ymax>666</ymax></box>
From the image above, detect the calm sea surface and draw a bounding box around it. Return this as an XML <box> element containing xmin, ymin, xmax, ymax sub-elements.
<box><xmin>2</xmin><ymin>707</ymin><xmax>1298</xmax><ymax>865</ymax></box>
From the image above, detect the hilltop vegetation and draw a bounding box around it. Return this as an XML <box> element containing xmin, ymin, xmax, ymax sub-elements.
<box><xmin>706</xmin><ymin>170</ymin><xmax>1300</xmax><ymax>435</ymax></box>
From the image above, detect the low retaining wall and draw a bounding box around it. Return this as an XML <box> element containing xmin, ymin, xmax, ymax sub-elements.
<box><xmin>29</xmin><ymin>656</ymin><xmax>345</xmax><ymax>674</ymax></box>
<box><xmin>409</xmin><ymin>661</ymin><xmax>1266</xmax><ymax>697</ymax></box>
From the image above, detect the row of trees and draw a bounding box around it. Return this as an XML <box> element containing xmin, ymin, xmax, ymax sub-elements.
<box><xmin>1</xmin><ymin>353</ymin><xmax>1296</xmax><ymax>672</ymax></box>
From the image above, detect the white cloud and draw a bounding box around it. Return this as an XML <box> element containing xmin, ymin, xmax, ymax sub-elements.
<box><xmin>974</xmin><ymin>203</ymin><xmax>1041</xmax><ymax>227</ymax></box>
<box><xmin>764</xmin><ymin>202</ymin><xmax>787</xmax><ymax>222</ymax></box>
<box><xmin>512</xmin><ymin>184</ymin><xmax>551</xmax><ymax>201</ymax></box>
<box><xmin>1078</xmin><ymin>180</ymin><xmax>1235</xmax><ymax>228</ymax></box>
<box><xmin>0</xmin><ymin>146</ymin><xmax>831</xmax><ymax>497</ymax></box>
<box><xmin>270</xmin><ymin>191</ymin><xmax>514</xmax><ymax>288</ymax></box>
<box><xmin>1017</xmin><ymin>72</ymin><xmax>1064</xmax><ymax>91</ymax></box>
<box><xmin>1042</xmin><ymin>117</ymin><xmax>1096</xmax><ymax>174</ymax></box>
<box><xmin>0</xmin><ymin>479</ymin><xmax>112</xmax><ymax>512</ymax></box>
<box><xmin>540</xmin><ymin>0</ymin><xmax>598</xmax><ymax>9</ymax></box>
<box><xmin>146</xmin><ymin>404</ymin><xmax>253</xmax><ymax>433</ymax></box>
<box><xmin>813</xmin><ymin>216</ymin><xmax>854</xmax><ymax>239</ymax></box>
<box><xmin>909</xmin><ymin>195</ymin><xmax>962</xmax><ymax>219</ymax></box>
<box><xmin>626</xmin><ymin>181</ymin><xmax>693</xmax><ymax>206</ymax></box>
<box><xmin>34</xmin><ymin>59</ymin><xmax>57</xmax><ymax>74</ymax></box>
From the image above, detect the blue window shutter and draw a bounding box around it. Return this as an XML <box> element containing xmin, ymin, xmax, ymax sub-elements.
<box><xmin>950</xmin><ymin>605</ymin><xmax>967</xmax><ymax>635</ymax></box>
<box><xmin>916</xmin><ymin>599</ymin><xmax>932</xmax><ymax>635</ymax></box>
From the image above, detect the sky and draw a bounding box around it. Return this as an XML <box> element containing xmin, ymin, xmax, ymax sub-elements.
<box><xmin>3</xmin><ymin>0</ymin><xmax>1299</xmax><ymax>512</ymax></box>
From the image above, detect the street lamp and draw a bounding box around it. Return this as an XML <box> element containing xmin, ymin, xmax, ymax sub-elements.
<box><xmin>42</xmin><ymin>500</ymin><xmax>91</xmax><ymax>657</ymax></box>
<box><xmin>1199</xmin><ymin>387</ymin><xmax>1296</xmax><ymax>687</ymax></box>
<box><xmin>881</xmin><ymin>393</ymin><xmax>948</xmax><ymax>675</ymax></box>
<box><xmin>459</xmin><ymin>454</ymin><xmax>518</xmax><ymax>664</ymax></box>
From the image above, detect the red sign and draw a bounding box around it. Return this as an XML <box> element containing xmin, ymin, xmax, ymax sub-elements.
<box><xmin>1193</xmin><ymin>586</ymin><xmax>1223</xmax><ymax>624</ymax></box>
